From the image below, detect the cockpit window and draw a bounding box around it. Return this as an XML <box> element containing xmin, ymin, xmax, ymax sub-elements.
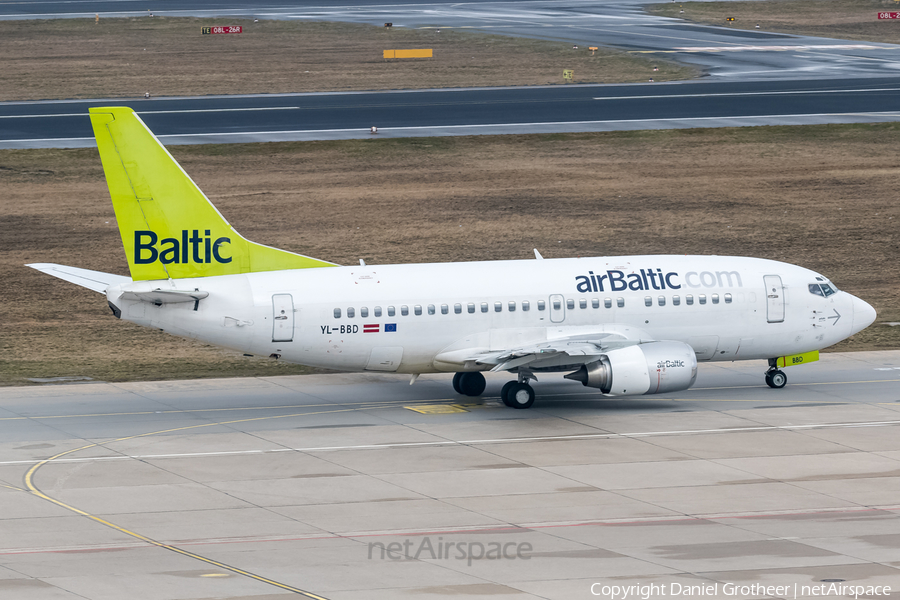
<box><xmin>809</xmin><ymin>283</ymin><xmax>838</xmax><ymax>297</ymax></box>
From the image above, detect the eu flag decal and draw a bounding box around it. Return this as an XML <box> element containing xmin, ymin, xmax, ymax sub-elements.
<box><xmin>385</xmin><ymin>323</ymin><xmax>397</xmax><ymax>332</ymax></box>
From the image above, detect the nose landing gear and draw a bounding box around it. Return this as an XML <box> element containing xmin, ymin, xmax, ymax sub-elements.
<box><xmin>765</xmin><ymin>368</ymin><xmax>787</xmax><ymax>389</ymax></box>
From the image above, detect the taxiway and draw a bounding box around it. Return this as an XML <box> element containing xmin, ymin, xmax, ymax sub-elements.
<box><xmin>1</xmin><ymin>351</ymin><xmax>899</xmax><ymax>598</ymax></box>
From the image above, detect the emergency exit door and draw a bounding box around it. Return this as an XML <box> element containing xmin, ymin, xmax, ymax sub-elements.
<box><xmin>272</xmin><ymin>294</ymin><xmax>294</xmax><ymax>342</ymax></box>
<box><xmin>763</xmin><ymin>275</ymin><xmax>784</xmax><ymax>323</ymax></box>
<box><xmin>549</xmin><ymin>294</ymin><xmax>565</xmax><ymax>323</ymax></box>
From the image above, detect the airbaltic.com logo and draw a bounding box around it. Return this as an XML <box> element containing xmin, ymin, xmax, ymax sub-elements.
<box><xmin>133</xmin><ymin>230</ymin><xmax>232</xmax><ymax>265</ymax></box>
<box><xmin>575</xmin><ymin>269</ymin><xmax>743</xmax><ymax>293</ymax></box>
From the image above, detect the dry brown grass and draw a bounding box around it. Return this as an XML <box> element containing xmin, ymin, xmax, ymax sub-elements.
<box><xmin>0</xmin><ymin>17</ymin><xmax>695</xmax><ymax>101</ymax></box>
<box><xmin>2</xmin><ymin>124</ymin><xmax>899</xmax><ymax>385</ymax></box>
<box><xmin>648</xmin><ymin>0</ymin><xmax>900</xmax><ymax>43</ymax></box>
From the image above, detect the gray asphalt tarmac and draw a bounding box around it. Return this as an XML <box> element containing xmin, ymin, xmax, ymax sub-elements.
<box><xmin>3</xmin><ymin>1</ymin><xmax>900</xmax><ymax>148</ymax></box>
<box><xmin>1</xmin><ymin>351</ymin><xmax>899</xmax><ymax>598</ymax></box>
<box><xmin>4</xmin><ymin>77</ymin><xmax>900</xmax><ymax>148</ymax></box>
<box><xmin>3</xmin><ymin>0</ymin><xmax>900</xmax><ymax>80</ymax></box>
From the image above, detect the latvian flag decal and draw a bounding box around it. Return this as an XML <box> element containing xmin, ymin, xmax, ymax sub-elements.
<box><xmin>363</xmin><ymin>324</ymin><xmax>380</xmax><ymax>333</ymax></box>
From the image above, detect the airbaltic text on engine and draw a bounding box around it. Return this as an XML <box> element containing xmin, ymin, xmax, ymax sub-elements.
<box><xmin>658</xmin><ymin>360</ymin><xmax>685</xmax><ymax>368</ymax></box>
<box><xmin>134</xmin><ymin>230</ymin><xmax>232</xmax><ymax>264</ymax></box>
<box><xmin>575</xmin><ymin>269</ymin><xmax>743</xmax><ymax>292</ymax></box>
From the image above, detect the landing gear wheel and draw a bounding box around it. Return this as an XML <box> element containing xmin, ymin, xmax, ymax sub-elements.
<box><xmin>452</xmin><ymin>372</ymin><xmax>464</xmax><ymax>394</ymax></box>
<box><xmin>766</xmin><ymin>370</ymin><xmax>787</xmax><ymax>389</ymax></box>
<box><xmin>506</xmin><ymin>382</ymin><xmax>535</xmax><ymax>409</ymax></box>
<box><xmin>500</xmin><ymin>381</ymin><xmax>516</xmax><ymax>407</ymax></box>
<box><xmin>458</xmin><ymin>372</ymin><xmax>486</xmax><ymax>397</ymax></box>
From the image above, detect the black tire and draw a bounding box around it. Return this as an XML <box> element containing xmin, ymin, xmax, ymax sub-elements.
<box><xmin>459</xmin><ymin>372</ymin><xmax>486</xmax><ymax>397</ymax></box>
<box><xmin>452</xmin><ymin>372</ymin><xmax>464</xmax><ymax>394</ymax></box>
<box><xmin>506</xmin><ymin>382</ymin><xmax>535</xmax><ymax>409</ymax></box>
<box><xmin>500</xmin><ymin>381</ymin><xmax>516</xmax><ymax>407</ymax></box>
<box><xmin>768</xmin><ymin>370</ymin><xmax>787</xmax><ymax>389</ymax></box>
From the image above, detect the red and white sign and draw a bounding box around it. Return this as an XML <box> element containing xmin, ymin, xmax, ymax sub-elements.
<box><xmin>201</xmin><ymin>26</ymin><xmax>243</xmax><ymax>34</ymax></box>
<box><xmin>363</xmin><ymin>324</ymin><xmax>380</xmax><ymax>333</ymax></box>
<box><xmin>878</xmin><ymin>12</ymin><xmax>900</xmax><ymax>19</ymax></box>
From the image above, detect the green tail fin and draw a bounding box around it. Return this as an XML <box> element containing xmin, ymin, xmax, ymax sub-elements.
<box><xmin>89</xmin><ymin>107</ymin><xmax>335</xmax><ymax>281</ymax></box>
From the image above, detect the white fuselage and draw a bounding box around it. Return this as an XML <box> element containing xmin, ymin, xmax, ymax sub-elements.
<box><xmin>106</xmin><ymin>255</ymin><xmax>869</xmax><ymax>374</ymax></box>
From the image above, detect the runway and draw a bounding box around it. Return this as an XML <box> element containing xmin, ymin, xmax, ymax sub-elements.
<box><xmin>3</xmin><ymin>0</ymin><xmax>900</xmax><ymax>80</ymax></box>
<box><xmin>2</xmin><ymin>350</ymin><xmax>899</xmax><ymax>598</ymax></box>
<box><xmin>5</xmin><ymin>77</ymin><xmax>900</xmax><ymax>149</ymax></box>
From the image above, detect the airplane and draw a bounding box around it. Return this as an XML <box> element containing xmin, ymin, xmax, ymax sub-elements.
<box><xmin>28</xmin><ymin>107</ymin><xmax>877</xmax><ymax>409</ymax></box>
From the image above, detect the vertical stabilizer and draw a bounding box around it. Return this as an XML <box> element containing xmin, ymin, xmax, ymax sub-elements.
<box><xmin>89</xmin><ymin>107</ymin><xmax>334</xmax><ymax>281</ymax></box>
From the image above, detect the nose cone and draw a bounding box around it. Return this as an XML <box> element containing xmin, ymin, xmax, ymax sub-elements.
<box><xmin>851</xmin><ymin>295</ymin><xmax>877</xmax><ymax>335</ymax></box>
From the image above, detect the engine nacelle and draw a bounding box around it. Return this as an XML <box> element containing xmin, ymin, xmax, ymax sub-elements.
<box><xmin>564</xmin><ymin>341</ymin><xmax>698</xmax><ymax>396</ymax></box>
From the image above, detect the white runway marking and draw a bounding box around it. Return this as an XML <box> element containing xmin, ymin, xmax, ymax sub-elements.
<box><xmin>0</xmin><ymin>106</ymin><xmax>301</xmax><ymax>119</ymax></box>
<box><xmin>592</xmin><ymin>87</ymin><xmax>900</xmax><ymax>101</ymax></box>
<box><xmin>3</xmin><ymin>419</ymin><xmax>898</xmax><ymax>467</ymax></box>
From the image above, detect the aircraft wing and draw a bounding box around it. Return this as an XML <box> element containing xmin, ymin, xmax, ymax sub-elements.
<box><xmin>438</xmin><ymin>328</ymin><xmax>655</xmax><ymax>372</ymax></box>
<box><xmin>26</xmin><ymin>263</ymin><xmax>131</xmax><ymax>294</ymax></box>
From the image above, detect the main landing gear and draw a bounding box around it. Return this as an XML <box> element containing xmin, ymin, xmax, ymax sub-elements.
<box><xmin>452</xmin><ymin>372</ymin><xmax>486</xmax><ymax>397</ymax></box>
<box><xmin>451</xmin><ymin>371</ymin><xmax>536</xmax><ymax>409</ymax></box>
<box><xmin>500</xmin><ymin>372</ymin><xmax>536</xmax><ymax>409</ymax></box>
<box><xmin>765</xmin><ymin>360</ymin><xmax>787</xmax><ymax>389</ymax></box>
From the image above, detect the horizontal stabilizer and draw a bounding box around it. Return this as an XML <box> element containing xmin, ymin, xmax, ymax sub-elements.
<box><xmin>120</xmin><ymin>289</ymin><xmax>209</xmax><ymax>304</ymax></box>
<box><xmin>26</xmin><ymin>263</ymin><xmax>131</xmax><ymax>294</ymax></box>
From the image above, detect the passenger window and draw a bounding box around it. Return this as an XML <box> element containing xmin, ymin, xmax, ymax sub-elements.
<box><xmin>566</xmin><ymin>299</ymin><xmax>575</xmax><ymax>310</ymax></box>
<box><xmin>468</xmin><ymin>302</ymin><xmax>475</xmax><ymax>314</ymax></box>
<box><xmin>508</xmin><ymin>301</ymin><xmax>516</xmax><ymax>312</ymax></box>
<box><xmin>374</xmin><ymin>306</ymin><xmax>382</xmax><ymax>317</ymax></box>
<box><xmin>333</xmin><ymin>308</ymin><xmax>341</xmax><ymax>319</ymax></box>
<box><xmin>361</xmin><ymin>307</ymin><xmax>368</xmax><ymax>318</ymax></box>
<box><xmin>644</xmin><ymin>296</ymin><xmax>652</xmax><ymax>307</ymax></box>
<box><xmin>686</xmin><ymin>295</ymin><xmax>694</xmax><ymax>305</ymax></box>
<box><xmin>658</xmin><ymin>296</ymin><xmax>665</xmax><ymax>306</ymax></box>
<box><xmin>724</xmin><ymin>293</ymin><xmax>732</xmax><ymax>304</ymax></box>
<box><xmin>495</xmin><ymin>301</ymin><xmax>502</xmax><ymax>312</ymax></box>
<box><xmin>454</xmin><ymin>303</ymin><xmax>462</xmax><ymax>314</ymax></box>
<box><xmin>388</xmin><ymin>306</ymin><xmax>395</xmax><ymax>317</ymax></box>
<box><xmin>538</xmin><ymin>300</ymin><xmax>546</xmax><ymax>311</ymax></box>
<box><xmin>441</xmin><ymin>304</ymin><xmax>449</xmax><ymax>315</ymax></box>
<box><xmin>414</xmin><ymin>305</ymin><xmax>422</xmax><ymax>316</ymax></box>
<box><xmin>605</xmin><ymin>298</ymin><xmax>612</xmax><ymax>309</ymax></box>
<box><xmin>552</xmin><ymin>299</ymin><xmax>561</xmax><ymax>310</ymax></box>
<box><xmin>617</xmin><ymin>298</ymin><xmax>625</xmax><ymax>308</ymax></box>
<box><xmin>672</xmin><ymin>295</ymin><xmax>680</xmax><ymax>306</ymax></box>
<box><xmin>347</xmin><ymin>307</ymin><xmax>355</xmax><ymax>318</ymax></box>
<box><xmin>579</xmin><ymin>299</ymin><xmax>587</xmax><ymax>309</ymax></box>
<box><xmin>592</xmin><ymin>298</ymin><xmax>599</xmax><ymax>309</ymax></box>
<box><xmin>427</xmin><ymin>304</ymin><xmax>435</xmax><ymax>315</ymax></box>
<box><xmin>522</xmin><ymin>301</ymin><xmax>530</xmax><ymax>311</ymax></box>
<box><xmin>711</xmin><ymin>294</ymin><xmax>719</xmax><ymax>305</ymax></box>
<box><xmin>481</xmin><ymin>302</ymin><xmax>489</xmax><ymax>313</ymax></box>
<box><xmin>401</xmin><ymin>305</ymin><xmax>409</xmax><ymax>316</ymax></box>
<box><xmin>699</xmin><ymin>295</ymin><xmax>707</xmax><ymax>305</ymax></box>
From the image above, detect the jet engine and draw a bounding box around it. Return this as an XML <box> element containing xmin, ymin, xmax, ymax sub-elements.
<box><xmin>564</xmin><ymin>341</ymin><xmax>698</xmax><ymax>395</ymax></box>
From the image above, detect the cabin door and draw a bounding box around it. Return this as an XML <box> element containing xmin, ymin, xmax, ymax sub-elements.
<box><xmin>763</xmin><ymin>275</ymin><xmax>785</xmax><ymax>323</ymax></box>
<box><xmin>272</xmin><ymin>294</ymin><xmax>294</xmax><ymax>342</ymax></box>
